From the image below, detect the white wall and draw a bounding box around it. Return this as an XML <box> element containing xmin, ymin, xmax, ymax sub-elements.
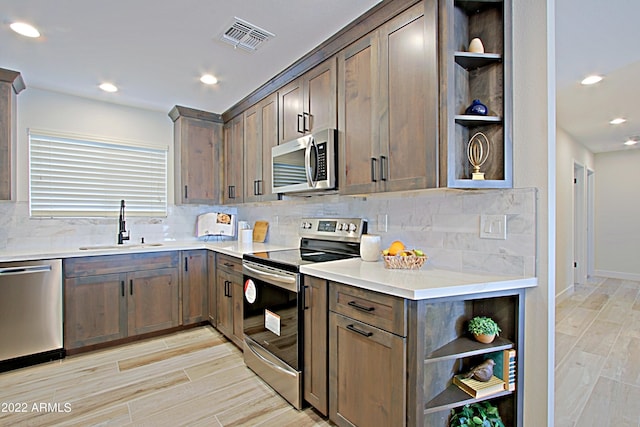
<box><xmin>513</xmin><ymin>0</ymin><xmax>555</xmax><ymax>424</ymax></box>
<box><xmin>594</xmin><ymin>149</ymin><xmax>640</xmax><ymax>279</ymax></box>
<box><xmin>556</xmin><ymin>128</ymin><xmax>595</xmax><ymax>296</ymax></box>
<box><xmin>0</xmin><ymin>88</ymin><xmax>231</xmax><ymax>251</ymax></box>
<box><xmin>16</xmin><ymin>88</ymin><xmax>174</xmax><ymax>202</ymax></box>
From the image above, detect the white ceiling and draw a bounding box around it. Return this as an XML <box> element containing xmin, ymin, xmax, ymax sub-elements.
<box><xmin>1</xmin><ymin>0</ymin><xmax>637</xmax><ymax>153</ymax></box>
<box><xmin>555</xmin><ymin>0</ymin><xmax>640</xmax><ymax>153</ymax></box>
<box><xmin>0</xmin><ymin>0</ymin><xmax>381</xmax><ymax>113</ymax></box>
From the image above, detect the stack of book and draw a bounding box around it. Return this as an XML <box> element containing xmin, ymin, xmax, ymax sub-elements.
<box><xmin>453</xmin><ymin>374</ymin><xmax>505</xmax><ymax>398</ymax></box>
<box><xmin>453</xmin><ymin>349</ymin><xmax>516</xmax><ymax>398</ymax></box>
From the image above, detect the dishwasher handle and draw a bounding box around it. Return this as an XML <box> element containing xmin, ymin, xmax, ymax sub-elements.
<box><xmin>0</xmin><ymin>265</ymin><xmax>52</xmax><ymax>276</ymax></box>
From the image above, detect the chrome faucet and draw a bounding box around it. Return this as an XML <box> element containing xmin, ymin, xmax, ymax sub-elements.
<box><xmin>117</xmin><ymin>199</ymin><xmax>130</xmax><ymax>244</ymax></box>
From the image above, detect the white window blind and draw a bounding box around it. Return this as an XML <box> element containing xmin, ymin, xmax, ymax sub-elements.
<box><xmin>29</xmin><ymin>132</ymin><xmax>167</xmax><ymax>217</ymax></box>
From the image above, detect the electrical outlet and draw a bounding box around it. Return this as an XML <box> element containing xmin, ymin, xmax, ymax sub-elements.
<box><xmin>480</xmin><ymin>215</ymin><xmax>507</xmax><ymax>240</ymax></box>
<box><xmin>377</xmin><ymin>214</ymin><xmax>388</xmax><ymax>232</ymax></box>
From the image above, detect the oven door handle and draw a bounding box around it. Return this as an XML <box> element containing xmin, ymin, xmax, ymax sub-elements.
<box><xmin>245</xmin><ymin>338</ymin><xmax>298</xmax><ymax>377</ymax></box>
<box><xmin>242</xmin><ymin>264</ymin><xmax>296</xmax><ymax>284</ymax></box>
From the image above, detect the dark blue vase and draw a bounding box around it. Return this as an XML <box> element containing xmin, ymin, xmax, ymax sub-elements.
<box><xmin>465</xmin><ymin>99</ymin><xmax>488</xmax><ymax>116</ymax></box>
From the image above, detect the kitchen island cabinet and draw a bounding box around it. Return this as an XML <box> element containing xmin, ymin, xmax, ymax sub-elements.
<box><xmin>64</xmin><ymin>251</ymin><xmax>180</xmax><ymax>351</ymax></box>
<box><xmin>302</xmin><ymin>260</ymin><xmax>533</xmax><ymax>427</ymax></box>
<box><xmin>329</xmin><ymin>282</ymin><xmax>407</xmax><ymax>427</ymax></box>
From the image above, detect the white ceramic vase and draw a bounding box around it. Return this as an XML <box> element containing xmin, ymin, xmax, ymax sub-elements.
<box><xmin>360</xmin><ymin>234</ymin><xmax>381</xmax><ymax>262</ymax></box>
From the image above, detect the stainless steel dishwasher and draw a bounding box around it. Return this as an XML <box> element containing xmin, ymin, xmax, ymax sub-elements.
<box><xmin>0</xmin><ymin>259</ymin><xmax>64</xmax><ymax>370</ymax></box>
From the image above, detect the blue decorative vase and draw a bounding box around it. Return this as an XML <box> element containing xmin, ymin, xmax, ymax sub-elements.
<box><xmin>465</xmin><ymin>99</ymin><xmax>488</xmax><ymax>116</ymax></box>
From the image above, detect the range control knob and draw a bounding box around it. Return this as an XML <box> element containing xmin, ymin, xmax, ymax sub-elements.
<box><xmin>348</xmin><ymin>223</ymin><xmax>358</xmax><ymax>232</ymax></box>
<box><xmin>301</xmin><ymin>222</ymin><xmax>312</xmax><ymax>229</ymax></box>
<box><xmin>340</xmin><ymin>223</ymin><xmax>349</xmax><ymax>232</ymax></box>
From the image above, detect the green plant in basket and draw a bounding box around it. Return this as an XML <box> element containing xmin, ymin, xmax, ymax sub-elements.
<box><xmin>450</xmin><ymin>401</ymin><xmax>505</xmax><ymax>427</ymax></box>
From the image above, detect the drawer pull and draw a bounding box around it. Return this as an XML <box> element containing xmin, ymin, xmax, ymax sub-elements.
<box><xmin>348</xmin><ymin>300</ymin><xmax>375</xmax><ymax>312</ymax></box>
<box><xmin>347</xmin><ymin>324</ymin><xmax>373</xmax><ymax>337</ymax></box>
<box><xmin>223</xmin><ymin>262</ymin><xmax>235</xmax><ymax>268</ymax></box>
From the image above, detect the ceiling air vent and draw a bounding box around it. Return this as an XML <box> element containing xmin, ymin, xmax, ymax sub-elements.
<box><xmin>220</xmin><ymin>17</ymin><xmax>275</xmax><ymax>52</ymax></box>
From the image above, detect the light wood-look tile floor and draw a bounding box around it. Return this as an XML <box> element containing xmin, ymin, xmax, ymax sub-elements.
<box><xmin>555</xmin><ymin>276</ymin><xmax>640</xmax><ymax>427</ymax></box>
<box><xmin>0</xmin><ymin>326</ymin><xmax>332</xmax><ymax>426</ymax></box>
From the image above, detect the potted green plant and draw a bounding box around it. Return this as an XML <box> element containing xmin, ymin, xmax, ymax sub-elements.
<box><xmin>450</xmin><ymin>401</ymin><xmax>505</xmax><ymax>427</ymax></box>
<box><xmin>468</xmin><ymin>316</ymin><xmax>501</xmax><ymax>344</ymax></box>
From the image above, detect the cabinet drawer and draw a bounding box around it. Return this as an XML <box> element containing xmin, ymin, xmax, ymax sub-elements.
<box><xmin>216</xmin><ymin>253</ymin><xmax>242</xmax><ymax>273</ymax></box>
<box><xmin>329</xmin><ymin>282</ymin><xmax>406</xmax><ymax>337</ymax></box>
<box><xmin>64</xmin><ymin>251</ymin><xmax>179</xmax><ymax>278</ymax></box>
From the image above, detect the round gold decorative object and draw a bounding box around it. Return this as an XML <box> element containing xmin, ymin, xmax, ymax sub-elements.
<box><xmin>467</xmin><ymin>132</ymin><xmax>491</xmax><ymax>180</ymax></box>
<box><xmin>468</xmin><ymin>37</ymin><xmax>485</xmax><ymax>53</ymax></box>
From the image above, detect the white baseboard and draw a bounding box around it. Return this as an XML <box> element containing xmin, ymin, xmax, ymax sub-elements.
<box><xmin>555</xmin><ymin>283</ymin><xmax>575</xmax><ymax>302</ymax></box>
<box><xmin>594</xmin><ymin>270</ymin><xmax>640</xmax><ymax>282</ymax></box>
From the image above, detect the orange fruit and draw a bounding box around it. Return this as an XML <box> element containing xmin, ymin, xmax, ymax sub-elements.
<box><xmin>388</xmin><ymin>240</ymin><xmax>405</xmax><ymax>256</ymax></box>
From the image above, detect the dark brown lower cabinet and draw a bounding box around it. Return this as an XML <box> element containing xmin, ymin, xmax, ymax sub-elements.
<box><xmin>215</xmin><ymin>254</ymin><xmax>244</xmax><ymax>348</ymax></box>
<box><xmin>329</xmin><ymin>312</ymin><xmax>407</xmax><ymax>427</ymax></box>
<box><xmin>181</xmin><ymin>250</ymin><xmax>208</xmax><ymax>325</ymax></box>
<box><xmin>127</xmin><ymin>268</ymin><xmax>179</xmax><ymax>336</ymax></box>
<box><xmin>65</xmin><ymin>273</ymin><xmax>127</xmax><ymax>348</ymax></box>
<box><xmin>303</xmin><ymin>276</ymin><xmax>329</xmax><ymax>415</ymax></box>
<box><xmin>64</xmin><ymin>252</ymin><xmax>180</xmax><ymax>350</ymax></box>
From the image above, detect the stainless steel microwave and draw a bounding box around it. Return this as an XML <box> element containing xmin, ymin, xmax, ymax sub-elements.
<box><xmin>271</xmin><ymin>128</ymin><xmax>337</xmax><ymax>194</ymax></box>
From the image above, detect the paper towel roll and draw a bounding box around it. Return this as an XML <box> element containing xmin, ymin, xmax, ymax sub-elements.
<box><xmin>239</xmin><ymin>229</ymin><xmax>253</xmax><ymax>244</ymax></box>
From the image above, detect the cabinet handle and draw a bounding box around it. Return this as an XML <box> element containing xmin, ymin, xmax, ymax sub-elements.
<box><xmin>129</xmin><ymin>279</ymin><xmax>133</xmax><ymax>295</ymax></box>
<box><xmin>348</xmin><ymin>300</ymin><xmax>375</xmax><ymax>312</ymax></box>
<box><xmin>121</xmin><ymin>280</ymin><xmax>125</xmax><ymax>297</ymax></box>
<box><xmin>223</xmin><ymin>262</ymin><xmax>234</xmax><ymax>268</ymax></box>
<box><xmin>380</xmin><ymin>155</ymin><xmax>388</xmax><ymax>181</ymax></box>
<box><xmin>184</xmin><ymin>185</ymin><xmax>188</xmax><ymax>199</ymax></box>
<box><xmin>303</xmin><ymin>285</ymin><xmax>309</xmax><ymax>310</ymax></box>
<box><xmin>370</xmin><ymin>157</ymin><xmax>378</xmax><ymax>182</ymax></box>
<box><xmin>184</xmin><ymin>257</ymin><xmax>188</xmax><ymax>272</ymax></box>
<box><xmin>224</xmin><ymin>280</ymin><xmax>230</xmax><ymax>297</ymax></box>
<box><xmin>254</xmin><ymin>180</ymin><xmax>263</xmax><ymax>196</ymax></box>
<box><xmin>346</xmin><ymin>324</ymin><xmax>373</xmax><ymax>337</ymax></box>
<box><xmin>303</xmin><ymin>112</ymin><xmax>310</xmax><ymax>132</ymax></box>
<box><xmin>228</xmin><ymin>185</ymin><xmax>235</xmax><ymax>199</ymax></box>
<box><xmin>297</xmin><ymin>114</ymin><xmax>304</xmax><ymax>134</ymax></box>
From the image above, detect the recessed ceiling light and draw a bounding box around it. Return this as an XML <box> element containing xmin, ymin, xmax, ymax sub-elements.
<box><xmin>99</xmin><ymin>83</ymin><xmax>118</xmax><ymax>93</ymax></box>
<box><xmin>624</xmin><ymin>138</ymin><xmax>638</xmax><ymax>146</ymax></box>
<box><xmin>581</xmin><ymin>75</ymin><xmax>603</xmax><ymax>85</ymax></box>
<box><xmin>609</xmin><ymin>118</ymin><xmax>626</xmax><ymax>125</ymax></box>
<box><xmin>200</xmin><ymin>74</ymin><xmax>218</xmax><ymax>85</ymax></box>
<box><xmin>10</xmin><ymin>22</ymin><xmax>41</xmax><ymax>38</ymax></box>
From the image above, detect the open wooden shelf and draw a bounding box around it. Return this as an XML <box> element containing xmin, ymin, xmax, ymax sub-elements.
<box><xmin>454</xmin><ymin>52</ymin><xmax>502</xmax><ymax>69</ymax></box>
<box><xmin>454</xmin><ymin>114</ymin><xmax>502</xmax><ymax>126</ymax></box>
<box><xmin>426</xmin><ymin>336</ymin><xmax>514</xmax><ymax>363</ymax></box>
<box><xmin>424</xmin><ymin>384</ymin><xmax>512</xmax><ymax>414</ymax></box>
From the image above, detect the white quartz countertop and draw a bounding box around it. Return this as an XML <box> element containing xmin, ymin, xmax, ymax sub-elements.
<box><xmin>0</xmin><ymin>240</ymin><xmax>295</xmax><ymax>263</ymax></box>
<box><xmin>300</xmin><ymin>258</ymin><xmax>537</xmax><ymax>300</ymax></box>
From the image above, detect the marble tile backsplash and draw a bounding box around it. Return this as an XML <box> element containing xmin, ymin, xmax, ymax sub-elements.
<box><xmin>1</xmin><ymin>187</ymin><xmax>536</xmax><ymax>277</ymax></box>
<box><xmin>237</xmin><ymin>188</ymin><xmax>538</xmax><ymax>277</ymax></box>
<box><xmin>0</xmin><ymin>202</ymin><xmax>238</xmax><ymax>251</ymax></box>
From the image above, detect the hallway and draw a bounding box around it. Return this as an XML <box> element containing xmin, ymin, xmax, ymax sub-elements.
<box><xmin>555</xmin><ymin>276</ymin><xmax>640</xmax><ymax>426</ymax></box>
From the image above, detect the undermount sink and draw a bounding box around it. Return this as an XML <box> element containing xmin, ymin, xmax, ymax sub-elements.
<box><xmin>79</xmin><ymin>243</ymin><xmax>164</xmax><ymax>251</ymax></box>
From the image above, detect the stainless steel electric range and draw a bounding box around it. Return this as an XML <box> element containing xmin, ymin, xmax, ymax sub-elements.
<box><xmin>242</xmin><ymin>217</ymin><xmax>367</xmax><ymax>409</ymax></box>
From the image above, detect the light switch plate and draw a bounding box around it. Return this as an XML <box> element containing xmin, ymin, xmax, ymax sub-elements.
<box><xmin>480</xmin><ymin>215</ymin><xmax>507</xmax><ymax>240</ymax></box>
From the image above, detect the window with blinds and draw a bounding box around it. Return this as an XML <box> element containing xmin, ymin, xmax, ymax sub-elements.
<box><xmin>29</xmin><ymin>131</ymin><xmax>168</xmax><ymax>217</ymax></box>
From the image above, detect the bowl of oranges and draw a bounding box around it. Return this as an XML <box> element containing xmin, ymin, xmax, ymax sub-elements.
<box><xmin>381</xmin><ymin>240</ymin><xmax>427</xmax><ymax>270</ymax></box>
